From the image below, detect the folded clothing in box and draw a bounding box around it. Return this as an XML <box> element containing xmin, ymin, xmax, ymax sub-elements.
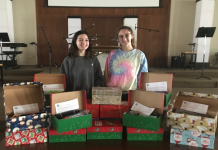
<box><xmin>170</xmin><ymin>128</ymin><xmax>215</xmax><ymax>149</ymax></box>
<box><xmin>127</xmin><ymin>127</ymin><xmax>164</xmax><ymax>141</ymax></box>
<box><xmin>123</xmin><ymin>90</ymin><xmax>164</xmax><ymax>131</ymax></box>
<box><xmin>92</xmin><ymin>87</ymin><xmax>122</xmax><ymax>105</ymax></box>
<box><xmin>51</xmin><ymin>91</ymin><xmax>92</xmax><ymax>133</ymax></box>
<box><xmin>49</xmin><ymin>126</ymin><xmax>86</xmax><ymax>142</ymax></box>
<box><xmin>5</xmin><ymin>128</ymin><xmax>47</xmax><ymax>146</ymax></box>
<box><xmin>87</xmin><ymin>120</ymin><xmax>122</xmax><ymax>139</ymax></box>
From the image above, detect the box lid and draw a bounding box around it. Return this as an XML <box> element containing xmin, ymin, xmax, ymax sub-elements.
<box><xmin>92</xmin><ymin>87</ymin><xmax>122</xmax><ymax>96</ymax></box>
<box><xmin>34</xmin><ymin>74</ymin><xmax>66</xmax><ymax>88</ymax></box>
<box><xmin>170</xmin><ymin>92</ymin><xmax>218</xmax><ymax>118</ymax></box>
<box><xmin>127</xmin><ymin>127</ymin><xmax>164</xmax><ymax>134</ymax></box>
<box><xmin>87</xmin><ymin>120</ymin><xmax>122</xmax><ymax>132</ymax></box>
<box><xmin>128</xmin><ymin>90</ymin><xmax>164</xmax><ymax>114</ymax></box>
<box><xmin>49</xmin><ymin>126</ymin><xmax>86</xmax><ymax>135</ymax></box>
<box><xmin>139</xmin><ymin>72</ymin><xmax>173</xmax><ymax>92</ymax></box>
<box><xmin>4</xmin><ymin>82</ymin><xmax>44</xmax><ymax>117</ymax></box>
<box><xmin>50</xmin><ymin>91</ymin><xmax>87</xmax><ymax>115</ymax></box>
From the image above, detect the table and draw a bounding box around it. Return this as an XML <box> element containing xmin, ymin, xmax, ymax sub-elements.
<box><xmin>181</xmin><ymin>52</ymin><xmax>197</xmax><ymax>70</ymax></box>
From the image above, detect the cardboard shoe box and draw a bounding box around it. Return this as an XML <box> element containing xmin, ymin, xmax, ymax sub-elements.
<box><xmin>5</xmin><ymin>128</ymin><xmax>48</xmax><ymax>146</ymax></box>
<box><xmin>170</xmin><ymin>128</ymin><xmax>215</xmax><ymax>149</ymax></box>
<box><xmin>167</xmin><ymin>92</ymin><xmax>218</xmax><ymax>134</ymax></box>
<box><xmin>100</xmin><ymin>101</ymin><xmax>129</xmax><ymax>118</ymax></box>
<box><xmin>127</xmin><ymin>127</ymin><xmax>164</xmax><ymax>141</ymax></box>
<box><xmin>49</xmin><ymin>126</ymin><xmax>86</xmax><ymax>142</ymax></box>
<box><xmin>34</xmin><ymin>74</ymin><xmax>66</xmax><ymax>106</ymax></box>
<box><xmin>87</xmin><ymin>120</ymin><xmax>122</xmax><ymax>139</ymax></box>
<box><xmin>87</xmin><ymin>99</ymin><xmax>99</xmax><ymax>118</ymax></box>
<box><xmin>51</xmin><ymin>91</ymin><xmax>92</xmax><ymax>133</ymax></box>
<box><xmin>4</xmin><ymin>82</ymin><xmax>49</xmax><ymax>132</ymax></box>
<box><xmin>123</xmin><ymin>90</ymin><xmax>164</xmax><ymax>131</ymax></box>
<box><xmin>92</xmin><ymin>87</ymin><xmax>122</xmax><ymax>105</ymax></box>
<box><xmin>139</xmin><ymin>72</ymin><xmax>173</xmax><ymax>107</ymax></box>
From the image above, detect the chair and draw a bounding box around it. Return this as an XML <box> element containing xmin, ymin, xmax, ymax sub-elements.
<box><xmin>0</xmin><ymin>64</ymin><xmax>3</xmax><ymax>86</ymax></box>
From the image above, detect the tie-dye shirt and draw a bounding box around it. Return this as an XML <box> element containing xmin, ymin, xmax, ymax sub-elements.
<box><xmin>105</xmin><ymin>49</ymin><xmax>148</xmax><ymax>91</ymax></box>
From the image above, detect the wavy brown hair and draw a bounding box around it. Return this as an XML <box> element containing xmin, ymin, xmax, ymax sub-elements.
<box><xmin>68</xmin><ymin>30</ymin><xmax>92</xmax><ymax>59</ymax></box>
<box><xmin>116</xmin><ymin>26</ymin><xmax>135</xmax><ymax>49</ymax></box>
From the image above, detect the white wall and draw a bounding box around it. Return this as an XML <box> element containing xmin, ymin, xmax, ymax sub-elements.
<box><xmin>168</xmin><ymin>0</ymin><xmax>218</xmax><ymax>67</ymax></box>
<box><xmin>12</xmin><ymin>0</ymin><xmax>37</xmax><ymax>65</ymax></box>
<box><xmin>168</xmin><ymin>0</ymin><xmax>196</xmax><ymax>66</ymax></box>
<box><xmin>210</xmin><ymin>1</ymin><xmax>218</xmax><ymax>67</ymax></box>
<box><xmin>9</xmin><ymin>0</ymin><xmax>218</xmax><ymax>67</ymax></box>
<box><xmin>0</xmin><ymin>0</ymin><xmax>14</xmax><ymax>60</ymax></box>
<box><xmin>193</xmin><ymin>0</ymin><xmax>215</xmax><ymax>63</ymax></box>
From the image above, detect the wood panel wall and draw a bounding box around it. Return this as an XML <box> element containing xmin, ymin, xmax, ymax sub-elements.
<box><xmin>36</xmin><ymin>0</ymin><xmax>171</xmax><ymax>67</ymax></box>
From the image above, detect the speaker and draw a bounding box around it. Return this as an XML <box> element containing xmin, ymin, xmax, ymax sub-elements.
<box><xmin>171</xmin><ymin>56</ymin><xmax>181</xmax><ymax>68</ymax></box>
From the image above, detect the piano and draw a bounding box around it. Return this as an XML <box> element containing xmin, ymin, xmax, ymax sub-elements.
<box><xmin>1</xmin><ymin>43</ymin><xmax>27</xmax><ymax>69</ymax></box>
<box><xmin>2</xmin><ymin>43</ymin><xmax>27</xmax><ymax>48</ymax></box>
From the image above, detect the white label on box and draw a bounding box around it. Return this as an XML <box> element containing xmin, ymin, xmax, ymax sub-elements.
<box><xmin>55</xmin><ymin>99</ymin><xmax>79</xmax><ymax>114</ymax></box>
<box><xmin>43</xmin><ymin>84</ymin><xmax>64</xmax><ymax>92</ymax></box>
<box><xmin>180</xmin><ymin>101</ymin><xmax>208</xmax><ymax>115</ymax></box>
<box><xmin>13</xmin><ymin>103</ymin><xmax>39</xmax><ymax>115</ymax></box>
<box><xmin>146</xmin><ymin>81</ymin><xmax>167</xmax><ymax>92</ymax></box>
<box><xmin>95</xmin><ymin>121</ymin><xmax>102</xmax><ymax>126</ymax></box>
<box><xmin>131</xmin><ymin>101</ymin><xmax>155</xmax><ymax>116</ymax></box>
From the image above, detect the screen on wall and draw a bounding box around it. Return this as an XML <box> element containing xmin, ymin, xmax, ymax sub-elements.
<box><xmin>46</xmin><ymin>0</ymin><xmax>162</xmax><ymax>7</ymax></box>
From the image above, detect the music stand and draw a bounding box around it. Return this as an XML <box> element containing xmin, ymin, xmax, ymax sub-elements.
<box><xmin>0</xmin><ymin>33</ymin><xmax>10</xmax><ymax>85</ymax></box>
<box><xmin>0</xmin><ymin>33</ymin><xmax>10</xmax><ymax>62</ymax></box>
<box><xmin>196</xmin><ymin>27</ymin><xmax>216</xmax><ymax>80</ymax></box>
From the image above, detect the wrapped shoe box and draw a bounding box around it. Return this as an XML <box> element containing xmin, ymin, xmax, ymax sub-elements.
<box><xmin>87</xmin><ymin>120</ymin><xmax>122</xmax><ymax>139</ymax></box>
<box><xmin>92</xmin><ymin>87</ymin><xmax>122</xmax><ymax>105</ymax></box>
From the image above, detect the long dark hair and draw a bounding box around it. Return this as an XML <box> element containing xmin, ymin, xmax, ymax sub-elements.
<box><xmin>116</xmin><ymin>26</ymin><xmax>135</xmax><ymax>48</ymax></box>
<box><xmin>68</xmin><ymin>30</ymin><xmax>92</xmax><ymax>59</ymax></box>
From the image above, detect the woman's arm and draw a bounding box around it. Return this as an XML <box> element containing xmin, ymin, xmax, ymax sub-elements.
<box><xmin>93</xmin><ymin>57</ymin><xmax>105</xmax><ymax>87</ymax></box>
<box><xmin>104</xmin><ymin>54</ymin><xmax>111</xmax><ymax>86</ymax></box>
<box><xmin>60</xmin><ymin>57</ymin><xmax>69</xmax><ymax>91</ymax></box>
<box><xmin>137</xmin><ymin>52</ymin><xmax>148</xmax><ymax>88</ymax></box>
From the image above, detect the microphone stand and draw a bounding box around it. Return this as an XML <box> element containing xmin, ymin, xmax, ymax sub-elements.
<box><xmin>69</xmin><ymin>24</ymin><xmax>95</xmax><ymax>36</ymax></box>
<box><xmin>40</xmin><ymin>24</ymin><xmax>58</xmax><ymax>73</ymax></box>
<box><xmin>135</xmin><ymin>25</ymin><xmax>159</xmax><ymax>69</ymax></box>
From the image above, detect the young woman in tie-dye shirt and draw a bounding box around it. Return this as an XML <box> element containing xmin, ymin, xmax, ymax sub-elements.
<box><xmin>105</xmin><ymin>26</ymin><xmax>148</xmax><ymax>100</ymax></box>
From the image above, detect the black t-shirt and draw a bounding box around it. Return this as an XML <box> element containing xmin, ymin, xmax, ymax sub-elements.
<box><xmin>60</xmin><ymin>56</ymin><xmax>104</xmax><ymax>99</ymax></box>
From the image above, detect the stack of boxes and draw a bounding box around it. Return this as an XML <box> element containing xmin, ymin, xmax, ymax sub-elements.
<box><xmin>50</xmin><ymin>91</ymin><xmax>92</xmax><ymax>136</ymax></box>
<box><xmin>89</xmin><ymin>87</ymin><xmax>123</xmax><ymax>139</ymax></box>
<box><xmin>34</xmin><ymin>74</ymin><xmax>92</xmax><ymax>143</ymax></box>
<box><xmin>92</xmin><ymin>87</ymin><xmax>129</xmax><ymax>119</ymax></box>
<box><xmin>123</xmin><ymin>90</ymin><xmax>165</xmax><ymax>141</ymax></box>
<box><xmin>4</xmin><ymin>82</ymin><xmax>49</xmax><ymax>146</ymax></box>
<box><xmin>167</xmin><ymin>92</ymin><xmax>218</xmax><ymax>149</ymax></box>
<box><xmin>4</xmin><ymin>72</ymin><xmax>177</xmax><ymax>146</ymax></box>
<box><xmin>122</xmin><ymin>72</ymin><xmax>173</xmax><ymax>141</ymax></box>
